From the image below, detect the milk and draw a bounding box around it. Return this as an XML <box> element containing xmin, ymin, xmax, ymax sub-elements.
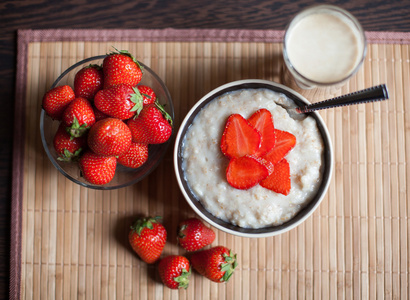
<box><xmin>284</xmin><ymin>6</ymin><xmax>365</xmax><ymax>86</ymax></box>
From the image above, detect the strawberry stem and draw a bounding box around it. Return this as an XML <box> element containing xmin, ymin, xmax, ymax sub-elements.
<box><xmin>130</xmin><ymin>216</ymin><xmax>162</xmax><ymax>236</ymax></box>
<box><xmin>66</xmin><ymin>117</ymin><xmax>89</xmax><ymax>138</ymax></box>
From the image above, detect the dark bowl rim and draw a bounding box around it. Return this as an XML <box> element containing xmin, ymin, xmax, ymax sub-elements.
<box><xmin>40</xmin><ymin>55</ymin><xmax>175</xmax><ymax>190</ymax></box>
<box><xmin>173</xmin><ymin>79</ymin><xmax>334</xmax><ymax>237</ymax></box>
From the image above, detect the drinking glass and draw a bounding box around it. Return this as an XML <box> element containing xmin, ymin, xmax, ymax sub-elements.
<box><xmin>282</xmin><ymin>5</ymin><xmax>366</xmax><ymax>90</ymax></box>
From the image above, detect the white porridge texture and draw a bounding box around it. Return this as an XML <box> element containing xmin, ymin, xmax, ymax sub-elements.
<box><xmin>181</xmin><ymin>89</ymin><xmax>324</xmax><ymax>228</ymax></box>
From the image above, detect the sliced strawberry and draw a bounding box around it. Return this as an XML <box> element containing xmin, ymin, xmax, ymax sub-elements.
<box><xmin>251</xmin><ymin>155</ymin><xmax>274</xmax><ymax>176</ymax></box>
<box><xmin>226</xmin><ymin>155</ymin><xmax>270</xmax><ymax>190</ymax></box>
<box><xmin>220</xmin><ymin>114</ymin><xmax>261</xmax><ymax>159</ymax></box>
<box><xmin>247</xmin><ymin>108</ymin><xmax>276</xmax><ymax>156</ymax></box>
<box><xmin>263</xmin><ymin>129</ymin><xmax>296</xmax><ymax>164</ymax></box>
<box><xmin>260</xmin><ymin>159</ymin><xmax>291</xmax><ymax>195</ymax></box>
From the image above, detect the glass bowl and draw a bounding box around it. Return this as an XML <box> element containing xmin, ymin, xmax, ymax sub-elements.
<box><xmin>174</xmin><ymin>79</ymin><xmax>333</xmax><ymax>237</ymax></box>
<box><xmin>40</xmin><ymin>55</ymin><xmax>174</xmax><ymax>190</ymax></box>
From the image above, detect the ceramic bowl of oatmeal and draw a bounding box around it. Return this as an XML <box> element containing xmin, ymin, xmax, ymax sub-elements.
<box><xmin>174</xmin><ymin>79</ymin><xmax>333</xmax><ymax>237</ymax></box>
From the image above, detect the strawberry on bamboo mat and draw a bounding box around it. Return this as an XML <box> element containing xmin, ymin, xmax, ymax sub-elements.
<box><xmin>177</xmin><ymin>218</ymin><xmax>215</xmax><ymax>252</ymax></box>
<box><xmin>158</xmin><ymin>255</ymin><xmax>191</xmax><ymax>289</ymax></box>
<box><xmin>129</xmin><ymin>216</ymin><xmax>167</xmax><ymax>264</ymax></box>
<box><xmin>190</xmin><ymin>246</ymin><xmax>238</xmax><ymax>283</ymax></box>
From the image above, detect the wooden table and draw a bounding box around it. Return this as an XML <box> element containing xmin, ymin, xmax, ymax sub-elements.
<box><xmin>1</xmin><ymin>1</ymin><xmax>409</xmax><ymax>298</ymax></box>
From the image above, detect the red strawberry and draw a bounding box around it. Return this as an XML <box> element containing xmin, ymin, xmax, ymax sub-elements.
<box><xmin>117</xmin><ymin>142</ymin><xmax>149</xmax><ymax>168</ymax></box>
<box><xmin>94</xmin><ymin>84</ymin><xmax>142</xmax><ymax>120</ymax></box>
<box><xmin>62</xmin><ymin>97</ymin><xmax>96</xmax><ymax>137</ymax></box>
<box><xmin>42</xmin><ymin>85</ymin><xmax>75</xmax><ymax>120</ymax></box>
<box><xmin>137</xmin><ymin>85</ymin><xmax>156</xmax><ymax>105</ymax></box>
<box><xmin>190</xmin><ymin>246</ymin><xmax>238</xmax><ymax>283</ymax></box>
<box><xmin>177</xmin><ymin>218</ymin><xmax>216</xmax><ymax>251</ymax></box>
<box><xmin>128</xmin><ymin>216</ymin><xmax>167</xmax><ymax>264</ymax></box>
<box><xmin>127</xmin><ymin>103</ymin><xmax>173</xmax><ymax>144</ymax></box>
<box><xmin>87</xmin><ymin>118</ymin><xmax>132</xmax><ymax>156</ymax></box>
<box><xmin>103</xmin><ymin>49</ymin><xmax>142</xmax><ymax>89</ymax></box>
<box><xmin>260</xmin><ymin>159</ymin><xmax>291</xmax><ymax>195</ymax></box>
<box><xmin>53</xmin><ymin>123</ymin><xmax>87</xmax><ymax>162</ymax></box>
<box><xmin>79</xmin><ymin>151</ymin><xmax>117</xmax><ymax>185</ymax></box>
<box><xmin>252</xmin><ymin>155</ymin><xmax>274</xmax><ymax>175</ymax></box>
<box><xmin>226</xmin><ymin>155</ymin><xmax>270</xmax><ymax>189</ymax></box>
<box><xmin>247</xmin><ymin>108</ymin><xmax>276</xmax><ymax>156</ymax></box>
<box><xmin>74</xmin><ymin>64</ymin><xmax>103</xmax><ymax>100</ymax></box>
<box><xmin>220</xmin><ymin>114</ymin><xmax>261</xmax><ymax>159</ymax></box>
<box><xmin>93</xmin><ymin>105</ymin><xmax>109</xmax><ymax>121</ymax></box>
<box><xmin>262</xmin><ymin>129</ymin><xmax>296</xmax><ymax>164</ymax></box>
<box><xmin>158</xmin><ymin>255</ymin><xmax>191</xmax><ymax>289</ymax></box>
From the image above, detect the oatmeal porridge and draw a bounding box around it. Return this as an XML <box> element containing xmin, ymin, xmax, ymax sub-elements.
<box><xmin>181</xmin><ymin>88</ymin><xmax>324</xmax><ymax>229</ymax></box>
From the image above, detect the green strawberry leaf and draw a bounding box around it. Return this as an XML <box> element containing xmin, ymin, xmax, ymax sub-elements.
<box><xmin>155</xmin><ymin>101</ymin><xmax>173</xmax><ymax>126</ymax></box>
<box><xmin>84</xmin><ymin>64</ymin><xmax>102</xmax><ymax>70</ymax></box>
<box><xmin>178</xmin><ymin>224</ymin><xmax>187</xmax><ymax>239</ymax></box>
<box><xmin>141</xmin><ymin>92</ymin><xmax>151</xmax><ymax>99</ymax></box>
<box><xmin>220</xmin><ymin>251</ymin><xmax>238</xmax><ymax>282</ymax></box>
<box><xmin>130</xmin><ymin>87</ymin><xmax>144</xmax><ymax>116</ymax></box>
<box><xmin>109</xmin><ymin>47</ymin><xmax>144</xmax><ymax>72</ymax></box>
<box><xmin>57</xmin><ymin>147</ymin><xmax>83</xmax><ymax>163</ymax></box>
<box><xmin>173</xmin><ymin>267</ymin><xmax>191</xmax><ymax>289</ymax></box>
<box><xmin>131</xmin><ymin>216</ymin><xmax>162</xmax><ymax>236</ymax></box>
<box><xmin>57</xmin><ymin>149</ymin><xmax>73</xmax><ymax>162</ymax></box>
<box><xmin>220</xmin><ymin>264</ymin><xmax>232</xmax><ymax>272</ymax></box>
<box><xmin>66</xmin><ymin>117</ymin><xmax>89</xmax><ymax>138</ymax></box>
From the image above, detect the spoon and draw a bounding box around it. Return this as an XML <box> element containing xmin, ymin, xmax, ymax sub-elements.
<box><xmin>279</xmin><ymin>84</ymin><xmax>389</xmax><ymax>120</ymax></box>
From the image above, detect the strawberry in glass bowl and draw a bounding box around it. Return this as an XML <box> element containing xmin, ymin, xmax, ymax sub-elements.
<box><xmin>40</xmin><ymin>52</ymin><xmax>174</xmax><ymax>189</ymax></box>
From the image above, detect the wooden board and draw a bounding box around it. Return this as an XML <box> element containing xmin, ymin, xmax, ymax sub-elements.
<box><xmin>11</xmin><ymin>29</ymin><xmax>410</xmax><ymax>299</ymax></box>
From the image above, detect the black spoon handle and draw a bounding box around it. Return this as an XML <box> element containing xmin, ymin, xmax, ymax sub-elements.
<box><xmin>297</xmin><ymin>84</ymin><xmax>389</xmax><ymax>113</ymax></box>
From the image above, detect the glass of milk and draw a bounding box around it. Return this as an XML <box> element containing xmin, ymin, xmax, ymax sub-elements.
<box><xmin>283</xmin><ymin>5</ymin><xmax>366</xmax><ymax>89</ymax></box>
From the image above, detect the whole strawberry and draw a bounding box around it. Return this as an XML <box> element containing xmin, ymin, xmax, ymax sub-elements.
<box><xmin>103</xmin><ymin>49</ymin><xmax>142</xmax><ymax>89</ymax></box>
<box><xmin>177</xmin><ymin>218</ymin><xmax>215</xmax><ymax>251</ymax></box>
<box><xmin>136</xmin><ymin>85</ymin><xmax>156</xmax><ymax>106</ymax></box>
<box><xmin>94</xmin><ymin>84</ymin><xmax>142</xmax><ymax>120</ymax></box>
<box><xmin>93</xmin><ymin>105</ymin><xmax>109</xmax><ymax>122</ymax></box>
<box><xmin>53</xmin><ymin>123</ymin><xmax>87</xmax><ymax>162</ymax></box>
<box><xmin>62</xmin><ymin>97</ymin><xmax>96</xmax><ymax>137</ymax></box>
<box><xmin>190</xmin><ymin>246</ymin><xmax>238</xmax><ymax>283</ymax></box>
<box><xmin>129</xmin><ymin>216</ymin><xmax>167</xmax><ymax>264</ymax></box>
<box><xmin>79</xmin><ymin>150</ymin><xmax>117</xmax><ymax>185</ymax></box>
<box><xmin>117</xmin><ymin>142</ymin><xmax>149</xmax><ymax>168</ymax></box>
<box><xmin>42</xmin><ymin>85</ymin><xmax>75</xmax><ymax>120</ymax></box>
<box><xmin>87</xmin><ymin>118</ymin><xmax>132</xmax><ymax>156</ymax></box>
<box><xmin>158</xmin><ymin>255</ymin><xmax>191</xmax><ymax>289</ymax></box>
<box><xmin>74</xmin><ymin>64</ymin><xmax>104</xmax><ymax>100</ymax></box>
<box><xmin>127</xmin><ymin>102</ymin><xmax>173</xmax><ymax>144</ymax></box>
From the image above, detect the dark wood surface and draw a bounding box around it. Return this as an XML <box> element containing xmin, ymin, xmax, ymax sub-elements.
<box><xmin>1</xmin><ymin>0</ymin><xmax>409</xmax><ymax>298</ymax></box>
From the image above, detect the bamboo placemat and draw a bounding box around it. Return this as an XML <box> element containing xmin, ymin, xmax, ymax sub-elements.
<box><xmin>11</xmin><ymin>29</ymin><xmax>410</xmax><ymax>299</ymax></box>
